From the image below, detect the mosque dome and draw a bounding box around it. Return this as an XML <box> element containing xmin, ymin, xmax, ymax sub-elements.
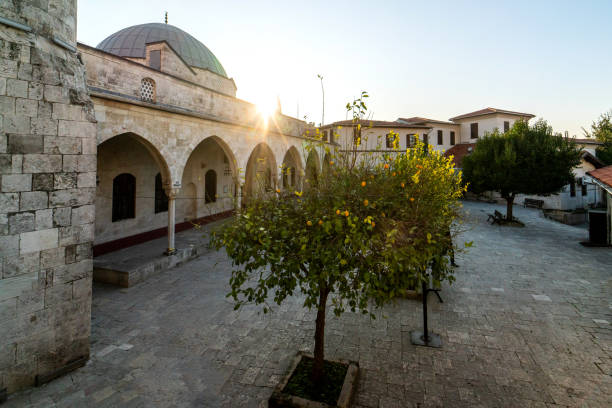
<box><xmin>96</xmin><ymin>23</ymin><xmax>227</xmax><ymax>77</ymax></box>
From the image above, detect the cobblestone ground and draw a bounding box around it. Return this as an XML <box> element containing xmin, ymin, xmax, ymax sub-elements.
<box><xmin>6</xmin><ymin>201</ymin><xmax>612</xmax><ymax>407</ymax></box>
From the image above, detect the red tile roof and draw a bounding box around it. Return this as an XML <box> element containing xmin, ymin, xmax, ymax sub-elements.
<box><xmin>397</xmin><ymin>117</ymin><xmax>457</xmax><ymax>126</ymax></box>
<box><xmin>324</xmin><ymin>119</ymin><xmax>430</xmax><ymax>129</ymax></box>
<box><xmin>587</xmin><ymin>165</ymin><xmax>612</xmax><ymax>190</ymax></box>
<box><xmin>443</xmin><ymin>143</ymin><xmax>476</xmax><ymax>168</ymax></box>
<box><xmin>449</xmin><ymin>107</ymin><xmax>535</xmax><ymax>121</ymax></box>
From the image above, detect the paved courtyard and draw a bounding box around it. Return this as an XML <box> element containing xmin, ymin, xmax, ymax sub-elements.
<box><xmin>6</xmin><ymin>201</ymin><xmax>612</xmax><ymax>407</ymax></box>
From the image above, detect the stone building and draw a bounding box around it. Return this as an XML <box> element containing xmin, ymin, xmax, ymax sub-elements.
<box><xmin>78</xmin><ymin>23</ymin><xmax>325</xmax><ymax>259</ymax></box>
<box><xmin>0</xmin><ymin>0</ymin><xmax>96</xmax><ymax>396</ymax></box>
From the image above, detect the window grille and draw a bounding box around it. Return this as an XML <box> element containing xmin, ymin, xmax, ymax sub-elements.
<box><xmin>141</xmin><ymin>78</ymin><xmax>155</xmax><ymax>103</ymax></box>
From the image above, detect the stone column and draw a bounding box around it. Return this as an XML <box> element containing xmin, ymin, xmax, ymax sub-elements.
<box><xmin>164</xmin><ymin>187</ymin><xmax>179</xmax><ymax>255</ymax></box>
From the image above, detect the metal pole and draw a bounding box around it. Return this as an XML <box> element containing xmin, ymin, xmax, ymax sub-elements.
<box><xmin>422</xmin><ymin>281</ymin><xmax>429</xmax><ymax>342</ymax></box>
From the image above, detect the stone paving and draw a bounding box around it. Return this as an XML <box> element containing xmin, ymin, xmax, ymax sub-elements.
<box><xmin>6</xmin><ymin>201</ymin><xmax>612</xmax><ymax>407</ymax></box>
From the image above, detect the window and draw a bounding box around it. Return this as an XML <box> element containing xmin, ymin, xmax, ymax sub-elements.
<box><xmin>570</xmin><ymin>180</ymin><xmax>576</xmax><ymax>197</ymax></box>
<box><xmin>223</xmin><ymin>154</ymin><xmax>232</xmax><ymax>176</ymax></box>
<box><xmin>423</xmin><ymin>134</ymin><xmax>429</xmax><ymax>145</ymax></box>
<box><xmin>149</xmin><ymin>50</ymin><xmax>161</xmax><ymax>70</ymax></box>
<box><xmin>353</xmin><ymin>126</ymin><xmax>362</xmax><ymax>145</ymax></box>
<box><xmin>386</xmin><ymin>133</ymin><xmax>395</xmax><ymax>148</ymax></box>
<box><xmin>470</xmin><ymin>123</ymin><xmax>478</xmax><ymax>139</ymax></box>
<box><xmin>450</xmin><ymin>131</ymin><xmax>456</xmax><ymax>145</ymax></box>
<box><xmin>322</xmin><ymin>130</ymin><xmax>328</xmax><ymax>142</ymax></box>
<box><xmin>154</xmin><ymin>173</ymin><xmax>168</xmax><ymax>213</ymax></box>
<box><xmin>205</xmin><ymin>170</ymin><xmax>217</xmax><ymax>203</ymax></box>
<box><xmin>112</xmin><ymin>173</ymin><xmax>136</xmax><ymax>222</ymax></box>
<box><xmin>437</xmin><ymin>130</ymin><xmax>443</xmax><ymax>145</ymax></box>
<box><xmin>141</xmin><ymin>78</ymin><xmax>155</xmax><ymax>103</ymax></box>
<box><xmin>407</xmin><ymin>134</ymin><xmax>417</xmax><ymax>148</ymax></box>
<box><xmin>504</xmin><ymin>121</ymin><xmax>510</xmax><ymax>133</ymax></box>
<box><xmin>581</xmin><ymin>179</ymin><xmax>587</xmax><ymax>196</ymax></box>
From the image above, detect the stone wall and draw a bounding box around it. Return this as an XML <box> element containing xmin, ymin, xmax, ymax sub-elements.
<box><xmin>0</xmin><ymin>0</ymin><xmax>96</xmax><ymax>395</ymax></box>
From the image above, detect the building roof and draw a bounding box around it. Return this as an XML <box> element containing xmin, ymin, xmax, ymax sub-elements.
<box><xmin>324</xmin><ymin>119</ymin><xmax>430</xmax><ymax>129</ymax></box>
<box><xmin>587</xmin><ymin>165</ymin><xmax>612</xmax><ymax>191</ymax></box>
<box><xmin>573</xmin><ymin>138</ymin><xmax>603</xmax><ymax>146</ymax></box>
<box><xmin>97</xmin><ymin>23</ymin><xmax>227</xmax><ymax>77</ymax></box>
<box><xmin>449</xmin><ymin>107</ymin><xmax>535</xmax><ymax>121</ymax></box>
<box><xmin>443</xmin><ymin>143</ymin><xmax>476</xmax><ymax>168</ymax></box>
<box><xmin>397</xmin><ymin>117</ymin><xmax>457</xmax><ymax>126</ymax></box>
<box><xmin>582</xmin><ymin>151</ymin><xmax>606</xmax><ymax>169</ymax></box>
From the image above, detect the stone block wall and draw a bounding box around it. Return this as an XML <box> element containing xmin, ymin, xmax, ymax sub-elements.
<box><xmin>0</xmin><ymin>0</ymin><xmax>96</xmax><ymax>395</ymax></box>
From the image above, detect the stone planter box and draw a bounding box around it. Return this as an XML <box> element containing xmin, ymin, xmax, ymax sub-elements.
<box><xmin>269</xmin><ymin>352</ymin><xmax>359</xmax><ymax>408</ymax></box>
<box><xmin>543</xmin><ymin>210</ymin><xmax>587</xmax><ymax>225</ymax></box>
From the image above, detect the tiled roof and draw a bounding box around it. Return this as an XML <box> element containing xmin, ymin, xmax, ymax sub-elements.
<box><xmin>397</xmin><ymin>117</ymin><xmax>457</xmax><ymax>126</ymax></box>
<box><xmin>582</xmin><ymin>151</ymin><xmax>605</xmax><ymax>169</ymax></box>
<box><xmin>324</xmin><ymin>119</ymin><xmax>431</xmax><ymax>129</ymax></box>
<box><xmin>443</xmin><ymin>143</ymin><xmax>476</xmax><ymax>168</ymax></box>
<box><xmin>587</xmin><ymin>165</ymin><xmax>612</xmax><ymax>190</ymax></box>
<box><xmin>449</xmin><ymin>108</ymin><xmax>535</xmax><ymax>121</ymax></box>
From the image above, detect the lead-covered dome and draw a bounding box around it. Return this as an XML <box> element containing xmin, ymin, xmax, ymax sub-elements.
<box><xmin>97</xmin><ymin>23</ymin><xmax>227</xmax><ymax>77</ymax></box>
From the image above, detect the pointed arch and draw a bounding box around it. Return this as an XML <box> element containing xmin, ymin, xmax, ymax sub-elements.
<box><xmin>281</xmin><ymin>146</ymin><xmax>304</xmax><ymax>191</ymax></box>
<box><xmin>244</xmin><ymin>142</ymin><xmax>278</xmax><ymax>201</ymax></box>
<box><xmin>304</xmin><ymin>149</ymin><xmax>321</xmax><ymax>190</ymax></box>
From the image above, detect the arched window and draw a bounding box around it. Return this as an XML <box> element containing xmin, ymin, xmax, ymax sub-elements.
<box><xmin>154</xmin><ymin>173</ymin><xmax>168</xmax><ymax>213</ymax></box>
<box><xmin>112</xmin><ymin>173</ymin><xmax>136</xmax><ymax>222</ymax></box>
<box><xmin>205</xmin><ymin>170</ymin><xmax>217</xmax><ymax>203</ymax></box>
<box><xmin>141</xmin><ymin>78</ymin><xmax>155</xmax><ymax>103</ymax></box>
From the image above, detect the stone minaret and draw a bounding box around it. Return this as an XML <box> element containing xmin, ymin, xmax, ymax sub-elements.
<box><xmin>0</xmin><ymin>0</ymin><xmax>96</xmax><ymax>397</ymax></box>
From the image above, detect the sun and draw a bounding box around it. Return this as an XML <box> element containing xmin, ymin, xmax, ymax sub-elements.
<box><xmin>255</xmin><ymin>96</ymin><xmax>278</xmax><ymax>121</ymax></box>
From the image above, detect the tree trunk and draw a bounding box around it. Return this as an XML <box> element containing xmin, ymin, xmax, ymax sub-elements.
<box><xmin>311</xmin><ymin>286</ymin><xmax>329</xmax><ymax>384</ymax></box>
<box><xmin>506</xmin><ymin>194</ymin><xmax>515</xmax><ymax>221</ymax></box>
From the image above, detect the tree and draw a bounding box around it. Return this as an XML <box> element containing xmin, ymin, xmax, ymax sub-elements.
<box><xmin>211</xmin><ymin>94</ymin><xmax>465</xmax><ymax>386</ymax></box>
<box><xmin>583</xmin><ymin>110</ymin><xmax>612</xmax><ymax>165</ymax></box>
<box><xmin>463</xmin><ymin>119</ymin><xmax>582</xmax><ymax>220</ymax></box>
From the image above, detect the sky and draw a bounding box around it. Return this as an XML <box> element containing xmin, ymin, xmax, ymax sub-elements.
<box><xmin>77</xmin><ymin>0</ymin><xmax>612</xmax><ymax>136</ymax></box>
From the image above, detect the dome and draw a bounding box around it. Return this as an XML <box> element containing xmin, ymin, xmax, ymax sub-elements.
<box><xmin>96</xmin><ymin>23</ymin><xmax>227</xmax><ymax>77</ymax></box>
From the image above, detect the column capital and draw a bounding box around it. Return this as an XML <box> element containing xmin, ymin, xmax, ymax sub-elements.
<box><xmin>163</xmin><ymin>185</ymin><xmax>181</xmax><ymax>198</ymax></box>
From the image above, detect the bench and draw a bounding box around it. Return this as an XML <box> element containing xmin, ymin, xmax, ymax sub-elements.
<box><xmin>487</xmin><ymin>210</ymin><xmax>505</xmax><ymax>225</ymax></box>
<box><xmin>524</xmin><ymin>198</ymin><xmax>544</xmax><ymax>209</ymax></box>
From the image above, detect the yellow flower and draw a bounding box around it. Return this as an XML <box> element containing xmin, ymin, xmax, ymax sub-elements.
<box><xmin>382</xmin><ymin>212</ymin><xmax>386</xmax><ymax>217</ymax></box>
<box><xmin>361</xmin><ymin>181</ymin><xmax>366</xmax><ymax>187</ymax></box>
<box><xmin>392</xmin><ymin>172</ymin><xmax>397</xmax><ymax>177</ymax></box>
<box><xmin>329</xmin><ymin>161</ymin><xmax>334</xmax><ymax>165</ymax></box>
<box><xmin>401</xmin><ymin>182</ymin><xmax>405</xmax><ymax>188</ymax></box>
<box><xmin>276</xmin><ymin>188</ymin><xmax>280</xmax><ymax>193</ymax></box>
<box><xmin>295</xmin><ymin>191</ymin><xmax>303</xmax><ymax>197</ymax></box>
<box><xmin>336</xmin><ymin>209</ymin><xmax>341</xmax><ymax>215</ymax></box>
<box><xmin>344</xmin><ymin>210</ymin><xmax>349</xmax><ymax>217</ymax></box>
<box><xmin>363</xmin><ymin>199</ymin><xmax>369</xmax><ymax>206</ymax></box>
<box><xmin>370</xmin><ymin>175</ymin><xmax>374</xmax><ymax>179</ymax></box>
<box><xmin>318</xmin><ymin>219</ymin><xmax>323</xmax><ymax>225</ymax></box>
<box><xmin>384</xmin><ymin>163</ymin><xmax>390</xmax><ymax>169</ymax></box>
<box><xmin>371</xmin><ymin>221</ymin><xmax>375</xmax><ymax>227</ymax></box>
<box><xmin>410</xmin><ymin>197</ymin><xmax>415</xmax><ymax>202</ymax></box>
<box><xmin>306</xmin><ymin>220</ymin><xmax>312</xmax><ymax>226</ymax></box>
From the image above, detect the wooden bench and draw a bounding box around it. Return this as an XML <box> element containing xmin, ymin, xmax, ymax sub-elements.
<box><xmin>524</xmin><ymin>198</ymin><xmax>544</xmax><ymax>209</ymax></box>
<box><xmin>487</xmin><ymin>210</ymin><xmax>505</xmax><ymax>224</ymax></box>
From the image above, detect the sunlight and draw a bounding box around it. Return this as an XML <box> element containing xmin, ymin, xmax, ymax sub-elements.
<box><xmin>255</xmin><ymin>96</ymin><xmax>278</xmax><ymax>123</ymax></box>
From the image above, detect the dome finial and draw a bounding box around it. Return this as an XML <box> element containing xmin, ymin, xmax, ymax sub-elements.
<box><xmin>164</xmin><ymin>11</ymin><xmax>168</xmax><ymax>24</ymax></box>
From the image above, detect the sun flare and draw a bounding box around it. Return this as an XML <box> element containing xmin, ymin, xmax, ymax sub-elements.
<box><xmin>255</xmin><ymin>97</ymin><xmax>278</xmax><ymax>121</ymax></box>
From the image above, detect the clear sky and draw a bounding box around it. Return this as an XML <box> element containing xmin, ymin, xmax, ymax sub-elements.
<box><xmin>77</xmin><ymin>0</ymin><xmax>612</xmax><ymax>136</ymax></box>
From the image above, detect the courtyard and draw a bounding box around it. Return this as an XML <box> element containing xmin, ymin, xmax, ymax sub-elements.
<box><xmin>5</xmin><ymin>201</ymin><xmax>612</xmax><ymax>407</ymax></box>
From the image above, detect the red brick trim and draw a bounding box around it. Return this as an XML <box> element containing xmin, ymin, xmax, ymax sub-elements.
<box><xmin>93</xmin><ymin>210</ymin><xmax>234</xmax><ymax>257</ymax></box>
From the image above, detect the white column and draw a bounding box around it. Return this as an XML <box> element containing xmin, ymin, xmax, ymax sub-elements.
<box><xmin>164</xmin><ymin>187</ymin><xmax>179</xmax><ymax>255</ymax></box>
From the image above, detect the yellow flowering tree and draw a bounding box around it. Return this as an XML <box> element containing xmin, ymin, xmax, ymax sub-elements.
<box><xmin>211</xmin><ymin>94</ymin><xmax>465</xmax><ymax>385</ymax></box>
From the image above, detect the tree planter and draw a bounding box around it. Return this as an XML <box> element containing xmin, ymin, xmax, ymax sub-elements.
<box><xmin>269</xmin><ymin>352</ymin><xmax>359</xmax><ymax>408</ymax></box>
